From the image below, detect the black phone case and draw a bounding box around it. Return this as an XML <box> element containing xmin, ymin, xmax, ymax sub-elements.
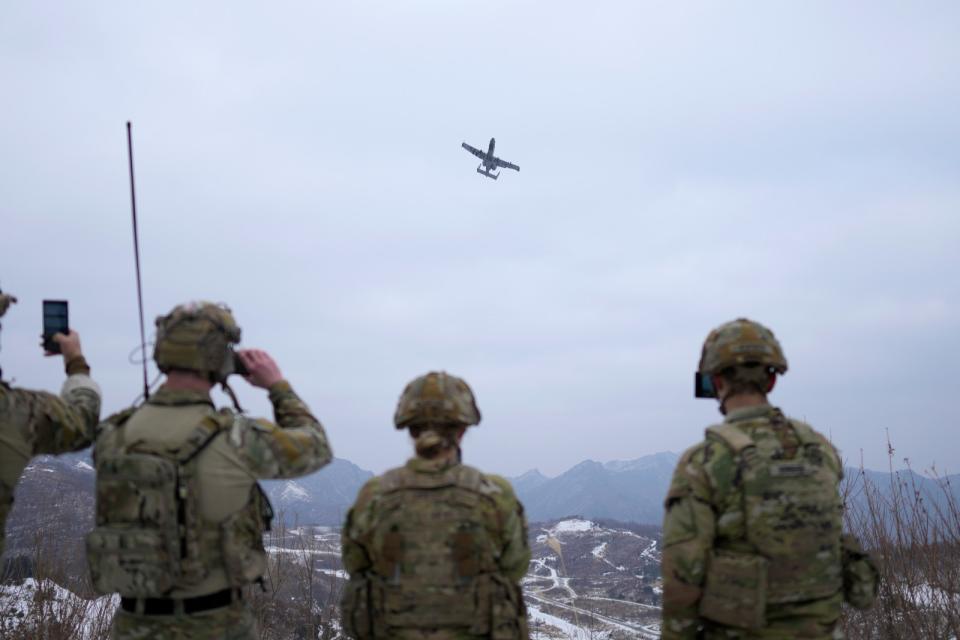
<box><xmin>42</xmin><ymin>300</ymin><xmax>69</xmax><ymax>354</ymax></box>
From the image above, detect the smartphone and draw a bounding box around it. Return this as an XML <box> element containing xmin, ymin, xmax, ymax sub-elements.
<box><xmin>42</xmin><ymin>300</ymin><xmax>69</xmax><ymax>353</ymax></box>
<box><xmin>695</xmin><ymin>372</ymin><xmax>716</xmax><ymax>398</ymax></box>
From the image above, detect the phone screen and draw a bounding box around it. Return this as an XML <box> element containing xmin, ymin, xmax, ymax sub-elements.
<box><xmin>694</xmin><ymin>372</ymin><xmax>716</xmax><ymax>398</ymax></box>
<box><xmin>42</xmin><ymin>300</ymin><xmax>69</xmax><ymax>353</ymax></box>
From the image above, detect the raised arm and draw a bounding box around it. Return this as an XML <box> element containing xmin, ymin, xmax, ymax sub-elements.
<box><xmin>229</xmin><ymin>349</ymin><xmax>333</xmax><ymax>479</ymax></box>
<box><xmin>26</xmin><ymin>330</ymin><xmax>101</xmax><ymax>454</ymax></box>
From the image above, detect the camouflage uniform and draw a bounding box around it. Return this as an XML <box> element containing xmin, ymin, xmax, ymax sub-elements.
<box><xmin>87</xmin><ymin>302</ymin><xmax>333</xmax><ymax>640</ymax></box>
<box><xmin>661</xmin><ymin>319</ymin><xmax>877</xmax><ymax>640</ymax></box>
<box><xmin>341</xmin><ymin>372</ymin><xmax>531</xmax><ymax>640</ymax></box>
<box><xmin>0</xmin><ymin>291</ymin><xmax>102</xmax><ymax>557</ymax></box>
<box><xmin>0</xmin><ymin>358</ymin><xmax>101</xmax><ymax>557</ymax></box>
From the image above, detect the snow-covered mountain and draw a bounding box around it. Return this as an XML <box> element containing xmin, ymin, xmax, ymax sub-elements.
<box><xmin>262</xmin><ymin>457</ymin><xmax>373</xmax><ymax>526</ymax></box>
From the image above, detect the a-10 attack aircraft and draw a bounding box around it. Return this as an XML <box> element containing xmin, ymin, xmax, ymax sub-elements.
<box><xmin>461</xmin><ymin>138</ymin><xmax>519</xmax><ymax>180</ymax></box>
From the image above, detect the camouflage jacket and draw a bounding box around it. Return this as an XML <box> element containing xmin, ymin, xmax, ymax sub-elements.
<box><xmin>89</xmin><ymin>380</ymin><xmax>333</xmax><ymax>599</ymax></box>
<box><xmin>0</xmin><ymin>356</ymin><xmax>101</xmax><ymax>555</ymax></box>
<box><xmin>341</xmin><ymin>456</ymin><xmax>531</xmax><ymax>640</ymax></box>
<box><xmin>99</xmin><ymin>380</ymin><xmax>334</xmax><ymax>479</ymax></box>
<box><xmin>661</xmin><ymin>404</ymin><xmax>854</xmax><ymax>640</ymax></box>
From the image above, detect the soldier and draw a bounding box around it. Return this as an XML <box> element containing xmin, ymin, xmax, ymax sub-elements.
<box><xmin>0</xmin><ymin>290</ymin><xmax>101</xmax><ymax>557</ymax></box>
<box><xmin>86</xmin><ymin>301</ymin><xmax>333</xmax><ymax>639</ymax></box>
<box><xmin>341</xmin><ymin>371</ymin><xmax>530</xmax><ymax>640</ymax></box>
<box><xmin>660</xmin><ymin>318</ymin><xmax>878</xmax><ymax>639</ymax></box>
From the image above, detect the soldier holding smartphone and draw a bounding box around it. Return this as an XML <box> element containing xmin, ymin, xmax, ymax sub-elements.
<box><xmin>0</xmin><ymin>291</ymin><xmax>102</xmax><ymax>556</ymax></box>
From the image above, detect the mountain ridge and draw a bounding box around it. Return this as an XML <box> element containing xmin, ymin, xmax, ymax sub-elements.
<box><xmin>5</xmin><ymin>450</ymin><xmax>959</xmax><ymax>539</ymax></box>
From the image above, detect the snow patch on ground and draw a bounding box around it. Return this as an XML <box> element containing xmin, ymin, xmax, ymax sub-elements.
<box><xmin>591</xmin><ymin>542</ymin><xmax>607</xmax><ymax>559</ymax></box>
<box><xmin>265</xmin><ymin>546</ymin><xmax>339</xmax><ymax>556</ymax></box>
<box><xmin>280</xmin><ymin>481</ymin><xmax>310</xmax><ymax>502</ymax></box>
<box><xmin>527</xmin><ymin>604</ymin><xmax>595</xmax><ymax>639</ymax></box>
<box><xmin>907</xmin><ymin>582</ymin><xmax>960</xmax><ymax>607</ymax></box>
<box><xmin>639</xmin><ymin>540</ymin><xmax>658</xmax><ymax>560</ymax></box>
<box><xmin>317</xmin><ymin>569</ymin><xmax>349</xmax><ymax>579</ymax></box>
<box><xmin>0</xmin><ymin>578</ymin><xmax>117</xmax><ymax>639</ymax></box>
<box><xmin>552</xmin><ymin>519</ymin><xmax>596</xmax><ymax>534</ymax></box>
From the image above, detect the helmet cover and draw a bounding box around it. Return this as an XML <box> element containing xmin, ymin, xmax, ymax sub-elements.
<box><xmin>394</xmin><ymin>371</ymin><xmax>481</xmax><ymax>429</ymax></box>
<box><xmin>698</xmin><ymin>318</ymin><xmax>788</xmax><ymax>375</ymax></box>
<box><xmin>153</xmin><ymin>301</ymin><xmax>241</xmax><ymax>382</ymax></box>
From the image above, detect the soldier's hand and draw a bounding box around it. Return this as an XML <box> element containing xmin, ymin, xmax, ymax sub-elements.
<box><xmin>237</xmin><ymin>349</ymin><xmax>284</xmax><ymax>389</ymax></box>
<box><xmin>44</xmin><ymin>330</ymin><xmax>83</xmax><ymax>360</ymax></box>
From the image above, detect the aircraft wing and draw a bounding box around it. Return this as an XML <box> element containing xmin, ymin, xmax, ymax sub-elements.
<box><xmin>492</xmin><ymin>156</ymin><xmax>520</xmax><ymax>172</ymax></box>
<box><xmin>461</xmin><ymin>142</ymin><xmax>486</xmax><ymax>159</ymax></box>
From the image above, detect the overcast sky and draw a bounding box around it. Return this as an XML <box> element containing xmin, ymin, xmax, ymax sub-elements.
<box><xmin>1</xmin><ymin>2</ymin><xmax>957</xmax><ymax>478</ymax></box>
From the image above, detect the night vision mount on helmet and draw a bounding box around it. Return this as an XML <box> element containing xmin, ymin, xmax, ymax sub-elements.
<box><xmin>394</xmin><ymin>371</ymin><xmax>481</xmax><ymax>429</ymax></box>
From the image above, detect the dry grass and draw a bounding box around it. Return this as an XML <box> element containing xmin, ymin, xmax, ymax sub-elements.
<box><xmin>0</xmin><ymin>530</ymin><xmax>113</xmax><ymax>640</ymax></box>
<box><xmin>841</xmin><ymin>439</ymin><xmax>960</xmax><ymax>640</ymax></box>
<box><xmin>249</xmin><ymin>514</ymin><xmax>345</xmax><ymax>640</ymax></box>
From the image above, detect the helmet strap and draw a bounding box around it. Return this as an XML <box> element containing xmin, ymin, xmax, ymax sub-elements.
<box><xmin>711</xmin><ymin>375</ymin><xmax>727</xmax><ymax>415</ymax></box>
<box><xmin>221</xmin><ymin>380</ymin><xmax>245</xmax><ymax>413</ymax></box>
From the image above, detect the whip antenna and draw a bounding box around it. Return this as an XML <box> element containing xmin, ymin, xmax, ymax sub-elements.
<box><xmin>127</xmin><ymin>121</ymin><xmax>150</xmax><ymax>401</ymax></box>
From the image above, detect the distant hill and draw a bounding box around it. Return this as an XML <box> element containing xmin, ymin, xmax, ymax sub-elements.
<box><xmin>509</xmin><ymin>452</ymin><xmax>679</xmax><ymax>525</ymax></box>
<box><xmin>509</xmin><ymin>452</ymin><xmax>960</xmax><ymax>527</ymax></box>
<box><xmin>262</xmin><ymin>457</ymin><xmax>373</xmax><ymax>526</ymax></box>
<box><xmin>5</xmin><ymin>449</ymin><xmax>959</xmax><ymax>564</ymax></box>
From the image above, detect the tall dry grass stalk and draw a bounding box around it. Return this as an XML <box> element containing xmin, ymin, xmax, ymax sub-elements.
<box><xmin>841</xmin><ymin>439</ymin><xmax>960</xmax><ymax>640</ymax></box>
<box><xmin>249</xmin><ymin>513</ymin><xmax>345</xmax><ymax>640</ymax></box>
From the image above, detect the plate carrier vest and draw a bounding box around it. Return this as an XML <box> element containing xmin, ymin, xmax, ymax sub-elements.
<box><xmin>352</xmin><ymin>464</ymin><xmax>525</xmax><ymax>638</ymax></box>
<box><xmin>707</xmin><ymin>412</ymin><xmax>844</xmax><ymax>606</ymax></box>
<box><xmin>86</xmin><ymin>408</ymin><xmax>272</xmax><ymax>597</ymax></box>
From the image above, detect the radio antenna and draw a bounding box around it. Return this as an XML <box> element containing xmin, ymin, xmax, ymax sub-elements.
<box><xmin>126</xmin><ymin>121</ymin><xmax>150</xmax><ymax>401</ymax></box>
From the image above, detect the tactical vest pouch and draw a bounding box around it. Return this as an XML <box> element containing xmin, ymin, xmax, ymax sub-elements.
<box><xmin>86</xmin><ymin>454</ymin><xmax>181</xmax><ymax>597</ymax></box>
<box><xmin>841</xmin><ymin>534</ymin><xmax>878</xmax><ymax>610</ymax></box>
<box><xmin>87</xmin><ymin>414</ymin><xmax>226</xmax><ymax>597</ymax></box>
<box><xmin>378</xmin><ymin>578</ymin><xmax>490</xmax><ymax>629</ymax></box>
<box><xmin>488</xmin><ymin>574</ymin><xmax>528</xmax><ymax>640</ymax></box>
<box><xmin>220</xmin><ymin>485</ymin><xmax>271</xmax><ymax>587</ymax></box>
<box><xmin>342</xmin><ymin>577</ymin><xmax>373</xmax><ymax>640</ymax></box>
<box><xmin>699</xmin><ymin>549</ymin><xmax>767</xmax><ymax>630</ymax></box>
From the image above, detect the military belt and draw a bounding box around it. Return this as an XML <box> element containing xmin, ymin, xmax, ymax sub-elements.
<box><xmin>120</xmin><ymin>588</ymin><xmax>240</xmax><ymax>616</ymax></box>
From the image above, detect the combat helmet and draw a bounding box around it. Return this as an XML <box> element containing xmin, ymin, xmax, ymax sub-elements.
<box><xmin>699</xmin><ymin>318</ymin><xmax>788</xmax><ymax>375</ymax></box>
<box><xmin>154</xmin><ymin>301</ymin><xmax>241</xmax><ymax>382</ymax></box>
<box><xmin>394</xmin><ymin>371</ymin><xmax>481</xmax><ymax>430</ymax></box>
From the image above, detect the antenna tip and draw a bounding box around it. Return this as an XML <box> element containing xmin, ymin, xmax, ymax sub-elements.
<box><xmin>126</xmin><ymin>121</ymin><xmax>132</xmax><ymax>128</ymax></box>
